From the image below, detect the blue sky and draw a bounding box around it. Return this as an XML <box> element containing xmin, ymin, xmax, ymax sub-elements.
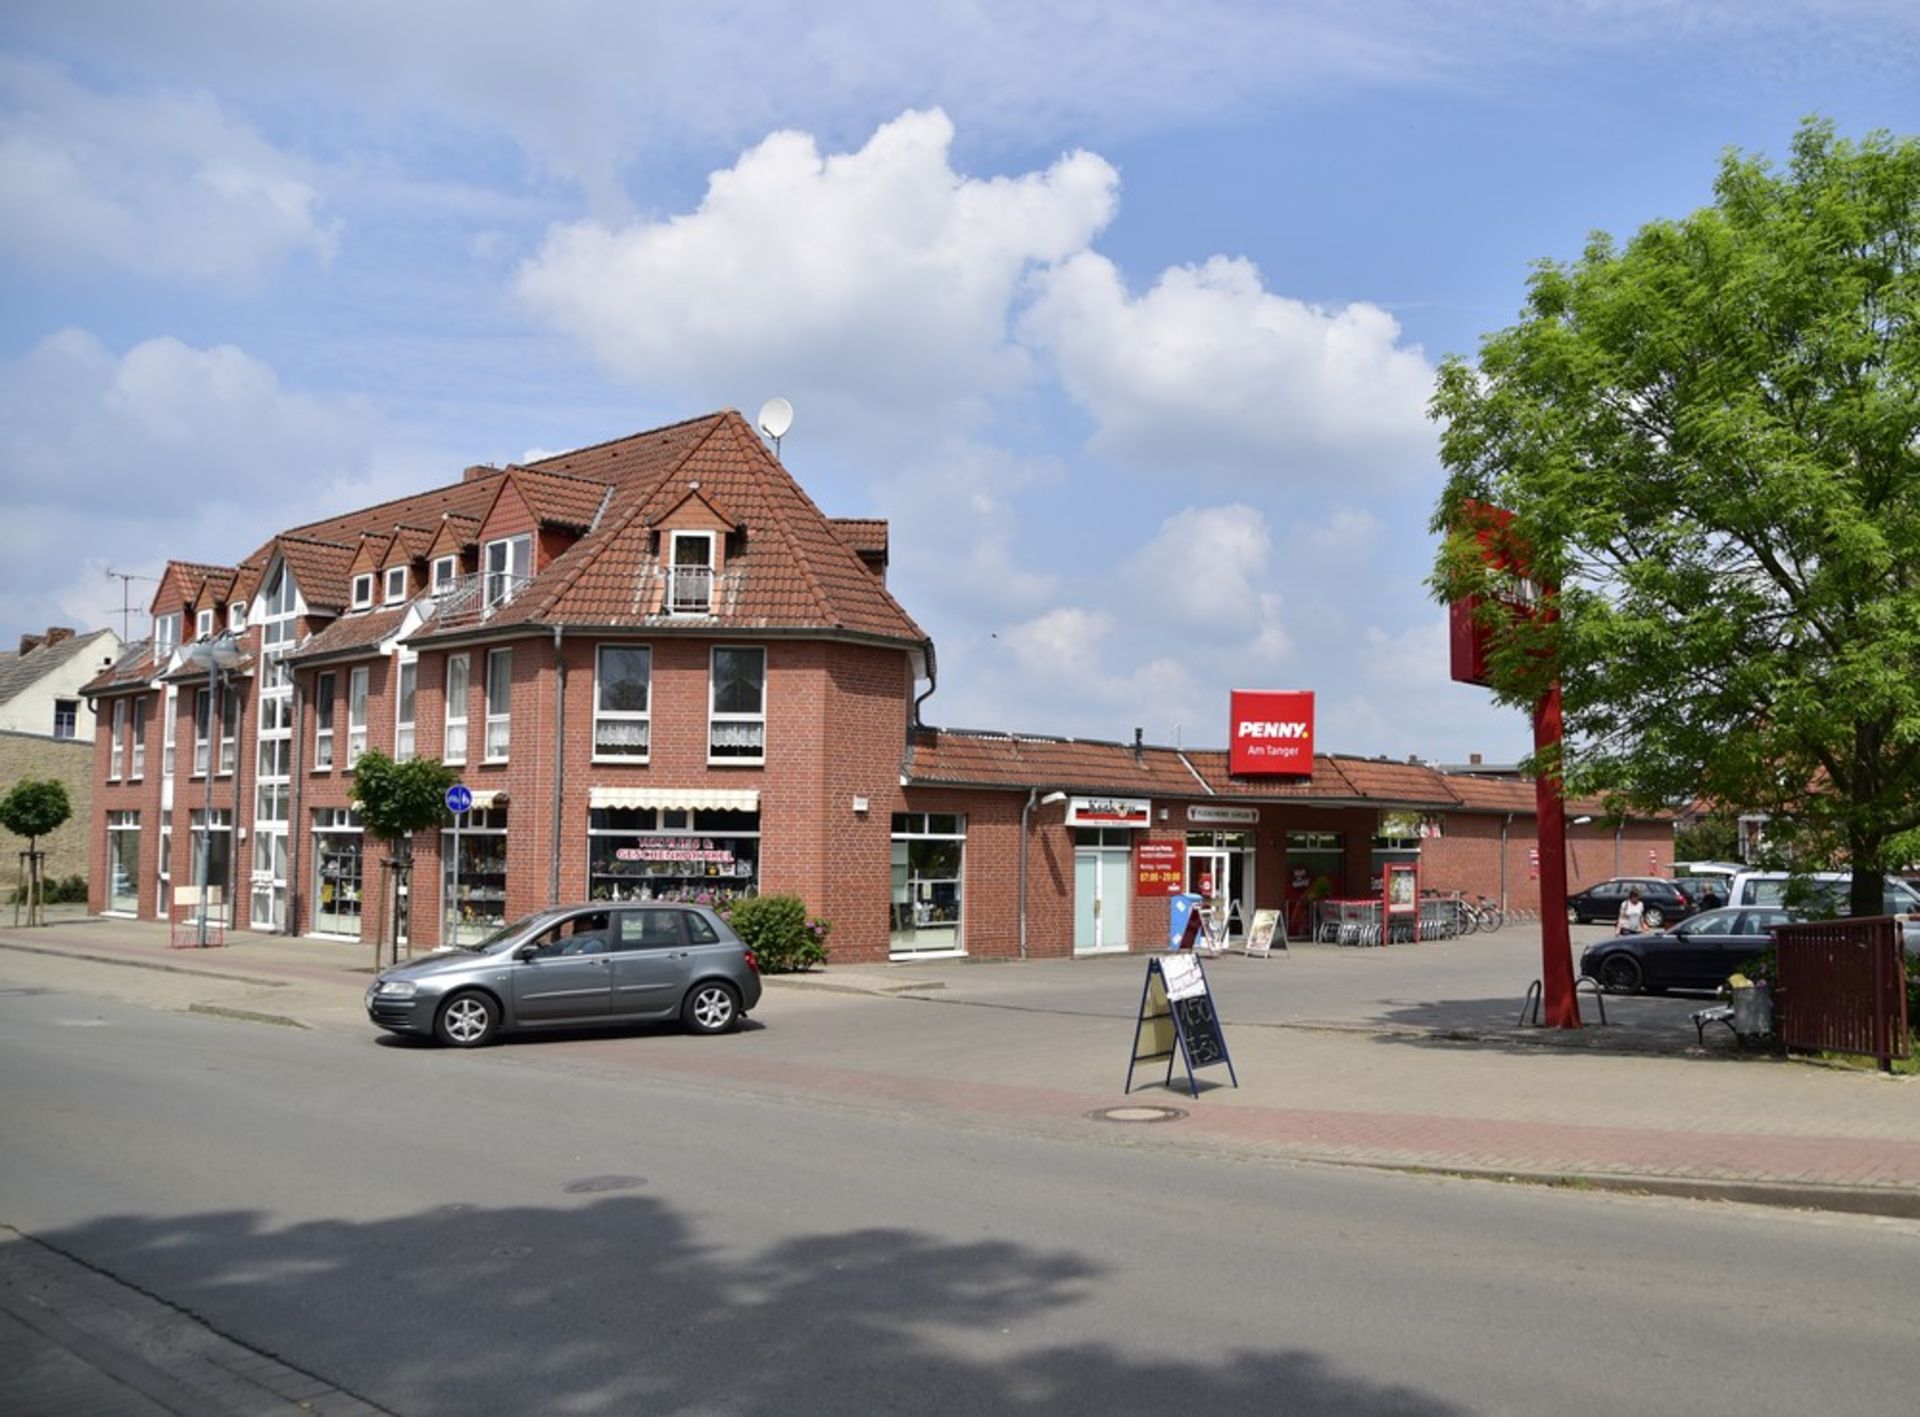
<box><xmin>3</xmin><ymin>1</ymin><xmax>1915</xmax><ymax>763</ymax></box>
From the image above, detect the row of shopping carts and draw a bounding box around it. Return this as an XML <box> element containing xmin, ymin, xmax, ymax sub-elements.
<box><xmin>1313</xmin><ymin>894</ymin><xmax>1518</xmax><ymax>945</ymax></box>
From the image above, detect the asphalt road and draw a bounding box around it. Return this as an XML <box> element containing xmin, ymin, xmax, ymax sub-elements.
<box><xmin>3</xmin><ymin>982</ymin><xmax>1915</xmax><ymax>1416</ymax></box>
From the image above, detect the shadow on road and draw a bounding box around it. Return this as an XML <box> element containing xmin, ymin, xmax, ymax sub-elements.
<box><xmin>1366</xmin><ymin>994</ymin><xmax>1768</xmax><ymax>1061</ymax></box>
<box><xmin>39</xmin><ymin>1195</ymin><xmax>1462</xmax><ymax>1415</ymax></box>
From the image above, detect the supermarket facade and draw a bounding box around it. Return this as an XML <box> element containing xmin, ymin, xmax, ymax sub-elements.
<box><xmin>82</xmin><ymin>411</ymin><xmax>1671</xmax><ymax>961</ymax></box>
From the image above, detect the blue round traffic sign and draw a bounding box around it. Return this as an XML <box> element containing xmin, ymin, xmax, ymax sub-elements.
<box><xmin>445</xmin><ymin>784</ymin><xmax>472</xmax><ymax>814</ymax></box>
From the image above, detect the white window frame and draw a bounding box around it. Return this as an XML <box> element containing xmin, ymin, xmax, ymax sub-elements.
<box><xmin>218</xmin><ymin>686</ymin><xmax>238</xmax><ymax>776</ymax></box>
<box><xmin>193</xmin><ymin>688</ymin><xmax>210</xmax><ymax>777</ymax></box>
<box><xmin>229</xmin><ymin>601</ymin><xmax>246</xmax><ymax>632</ymax></box>
<box><xmin>129</xmin><ymin>697</ymin><xmax>146</xmax><ymax>779</ymax></box>
<box><xmin>196</xmin><ymin>607</ymin><xmax>214</xmax><ymax>639</ymax></box>
<box><xmin>444</xmin><ymin>654</ymin><xmax>469</xmax><ymax>764</ymax></box>
<box><xmin>395</xmin><ymin>653</ymin><xmax>417</xmax><ymax>761</ymax></box>
<box><xmin>347</xmin><ymin>666</ymin><xmax>369</xmax><ymax>767</ymax></box>
<box><xmin>162</xmin><ymin>685</ymin><xmax>177</xmax><ymax>777</ymax></box>
<box><xmin>351</xmin><ymin>573</ymin><xmax>374</xmax><ymax>610</ymax></box>
<box><xmin>314</xmin><ymin>670</ymin><xmax>335</xmax><ymax>770</ymax></box>
<box><xmin>707</xmin><ymin>645</ymin><xmax>766</xmax><ymax>765</ymax></box>
<box><xmin>484</xmin><ymin>535</ymin><xmax>531</xmax><ymax>609</ymax></box>
<box><xmin>384</xmin><ymin>565</ymin><xmax>408</xmax><ymax>604</ymax></box>
<box><xmin>53</xmin><ymin>699</ymin><xmax>79</xmax><ymax>739</ymax></box>
<box><xmin>484</xmin><ymin>648</ymin><xmax>512</xmax><ymax>762</ymax></box>
<box><xmin>153</xmin><ymin>612</ymin><xmax>180</xmax><ymax>657</ymax></box>
<box><xmin>109</xmin><ymin>700</ymin><xmax>125</xmax><ymax>780</ymax></box>
<box><xmin>668</xmin><ymin>531</ymin><xmax>715</xmax><ymax>615</ymax></box>
<box><xmin>432</xmin><ymin>555</ymin><xmax>458</xmax><ymax>592</ymax></box>
<box><xmin>593</xmin><ymin>644</ymin><xmax>652</xmax><ymax>761</ymax></box>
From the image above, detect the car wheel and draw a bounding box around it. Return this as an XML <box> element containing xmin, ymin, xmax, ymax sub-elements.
<box><xmin>682</xmin><ymin>981</ymin><xmax>741</xmax><ymax>1035</ymax></box>
<box><xmin>1597</xmin><ymin>954</ymin><xmax>1643</xmax><ymax>995</ymax></box>
<box><xmin>1643</xmin><ymin>907</ymin><xmax>1665</xmax><ymax>929</ymax></box>
<box><xmin>436</xmin><ymin>990</ymin><xmax>500</xmax><ymax>1048</ymax></box>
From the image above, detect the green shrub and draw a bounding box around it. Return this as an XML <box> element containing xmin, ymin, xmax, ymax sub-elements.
<box><xmin>727</xmin><ymin>893</ymin><xmax>829</xmax><ymax>973</ymax></box>
<box><xmin>8</xmin><ymin>874</ymin><xmax>86</xmax><ymax>905</ymax></box>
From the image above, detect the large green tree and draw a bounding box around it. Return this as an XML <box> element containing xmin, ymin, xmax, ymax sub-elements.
<box><xmin>349</xmin><ymin>749</ymin><xmax>459</xmax><ymax>964</ymax></box>
<box><xmin>1431</xmin><ymin>120</ymin><xmax>1920</xmax><ymax>918</ymax></box>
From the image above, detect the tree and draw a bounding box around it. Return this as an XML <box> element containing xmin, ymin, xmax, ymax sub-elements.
<box><xmin>0</xmin><ymin>777</ymin><xmax>72</xmax><ymax>926</ymax></box>
<box><xmin>349</xmin><ymin>750</ymin><xmax>458</xmax><ymax>964</ymax></box>
<box><xmin>1431</xmin><ymin>120</ymin><xmax>1920</xmax><ymax>919</ymax></box>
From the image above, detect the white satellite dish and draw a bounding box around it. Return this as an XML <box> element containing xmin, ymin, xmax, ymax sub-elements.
<box><xmin>757</xmin><ymin>396</ymin><xmax>794</xmax><ymax>452</ymax></box>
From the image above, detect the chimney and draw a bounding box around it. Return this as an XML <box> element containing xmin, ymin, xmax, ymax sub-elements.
<box><xmin>1469</xmin><ymin>752</ymin><xmax>1483</xmax><ymax>766</ymax></box>
<box><xmin>45</xmin><ymin>626</ymin><xmax>74</xmax><ymax>646</ymax></box>
<box><xmin>18</xmin><ymin>633</ymin><xmax>43</xmax><ymax>656</ymax></box>
<box><xmin>1133</xmin><ymin>727</ymin><xmax>1144</xmax><ymax>765</ymax></box>
<box><xmin>463</xmin><ymin>464</ymin><xmax>499</xmax><ymax>483</ymax></box>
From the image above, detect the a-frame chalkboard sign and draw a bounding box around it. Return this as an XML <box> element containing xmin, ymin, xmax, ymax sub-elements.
<box><xmin>1125</xmin><ymin>953</ymin><xmax>1239</xmax><ymax>1098</ymax></box>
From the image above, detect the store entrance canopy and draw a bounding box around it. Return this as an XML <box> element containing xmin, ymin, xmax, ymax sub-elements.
<box><xmin>588</xmin><ymin>786</ymin><xmax>761</xmax><ymax>812</ymax></box>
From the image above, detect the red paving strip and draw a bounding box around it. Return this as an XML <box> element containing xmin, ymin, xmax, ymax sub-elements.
<box><xmin>611</xmin><ymin>1047</ymin><xmax>1920</xmax><ymax>1190</ymax></box>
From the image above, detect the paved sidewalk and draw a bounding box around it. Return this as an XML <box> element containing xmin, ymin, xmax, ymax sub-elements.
<box><xmin>4</xmin><ymin>915</ymin><xmax>1916</xmax><ymax>1219</ymax></box>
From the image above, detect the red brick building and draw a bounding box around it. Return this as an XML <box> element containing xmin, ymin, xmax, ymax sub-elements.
<box><xmin>83</xmin><ymin>411</ymin><xmax>1670</xmax><ymax>961</ymax></box>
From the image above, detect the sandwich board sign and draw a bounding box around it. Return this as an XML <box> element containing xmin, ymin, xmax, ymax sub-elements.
<box><xmin>1126</xmin><ymin>953</ymin><xmax>1238</xmax><ymax>1098</ymax></box>
<box><xmin>1242</xmin><ymin>907</ymin><xmax>1286</xmax><ymax>957</ymax></box>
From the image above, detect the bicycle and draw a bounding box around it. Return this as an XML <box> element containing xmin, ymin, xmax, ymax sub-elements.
<box><xmin>1469</xmin><ymin>895</ymin><xmax>1504</xmax><ymax>932</ymax></box>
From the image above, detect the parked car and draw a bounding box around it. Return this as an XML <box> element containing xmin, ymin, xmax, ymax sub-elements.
<box><xmin>1565</xmin><ymin>877</ymin><xmax>1696</xmax><ymax>929</ymax></box>
<box><xmin>365</xmin><ymin>904</ymin><xmax>761</xmax><ymax>1047</ymax></box>
<box><xmin>1580</xmin><ymin>906</ymin><xmax>1792</xmax><ymax>994</ymax></box>
<box><xmin>1726</xmin><ymin>871</ymin><xmax>1920</xmax><ymax>955</ymax></box>
<box><xmin>1672</xmin><ymin>876</ymin><xmax>1728</xmax><ymax>911</ymax></box>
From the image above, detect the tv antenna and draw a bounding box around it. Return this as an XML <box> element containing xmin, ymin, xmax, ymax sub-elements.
<box><xmin>104</xmin><ymin>567</ymin><xmax>159</xmax><ymax>643</ymax></box>
<box><xmin>757</xmin><ymin>397</ymin><xmax>793</xmax><ymax>457</ymax></box>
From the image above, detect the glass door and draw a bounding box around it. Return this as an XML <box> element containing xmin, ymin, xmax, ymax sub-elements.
<box><xmin>1074</xmin><ymin>830</ymin><xmax>1133</xmax><ymax>954</ymax></box>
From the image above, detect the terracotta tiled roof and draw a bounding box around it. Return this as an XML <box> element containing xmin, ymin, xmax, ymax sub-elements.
<box><xmin>905</xmin><ymin>728</ymin><xmax>1209</xmax><ymax>797</ymax></box>
<box><xmin>288</xmin><ymin>605</ymin><xmax>411</xmax><ymax>663</ymax></box>
<box><xmin>230</xmin><ymin>563</ymin><xmax>263</xmax><ymax>606</ymax></box>
<box><xmin>831</xmin><ymin>518</ymin><xmax>888</xmax><ymax>561</ymax></box>
<box><xmin>151</xmin><ymin>561</ymin><xmax>232</xmax><ymax>617</ymax></box>
<box><xmin>273</xmin><ymin>536</ymin><xmax>359</xmax><ymax>612</ymax></box>
<box><xmin>504</xmin><ymin>466</ymin><xmax>613</xmax><ymax>531</ymax></box>
<box><xmin>81</xmin><ymin>640</ymin><xmax>160</xmax><ymax>696</ymax></box>
<box><xmin>467</xmin><ymin>412</ymin><xmax>926</xmax><ymax>645</ymax></box>
<box><xmin>280</xmin><ymin>471</ymin><xmax>501</xmax><ymax>549</ymax></box>
<box><xmin>524</xmin><ymin>413</ymin><xmax>727</xmax><ymax>484</ymax></box>
<box><xmin>388</xmin><ymin>525</ymin><xmax>436</xmax><ymax>562</ymax></box>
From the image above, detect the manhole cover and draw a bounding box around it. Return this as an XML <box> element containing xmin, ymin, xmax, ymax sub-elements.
<box><xmin>1085</xmin><ymin>1105</ymin><xmax>1188</xmax><ymax>1124</ymax></box>
<box><xmin>562</xmin><ymin>1174</ymin><xmax>646</xmax><ymax>1194</ymax></box>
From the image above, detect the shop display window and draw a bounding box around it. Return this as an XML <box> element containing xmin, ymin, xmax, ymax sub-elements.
<box><xmin>313</xmin><ymin>807</ymin><xmax>364</xmax><ymax>938</ymax></box>
<box><xmin>890</xmin><ymin>813</ymin><xmax>965</xmax><ymax>957</ymax></box>
<box><xmin>587</xmin><ymin>807</ymin><xmax>759</xmax><ymax>904</ymax></box>
<box><xmin>107</xmin><ymin>811</ymin><xmax>140</xmax><ymax>914</ymax></box>
<box><xmin>443</xmin><ymin>807</ymin><xmax>509</xmax><ymax>946</ymax></box>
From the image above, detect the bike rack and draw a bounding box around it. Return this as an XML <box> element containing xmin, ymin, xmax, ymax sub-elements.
<box><xmin>1518</xmin><ymin>976</ymin><xmax>1607</xmax><ymax>1027</ymax></box>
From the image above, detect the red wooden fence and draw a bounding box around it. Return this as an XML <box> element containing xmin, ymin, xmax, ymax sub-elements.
<box><xmin>1772</xmin><ymin>917</ymin><xmax>1910</xmax><ymax>1072</ymax></box>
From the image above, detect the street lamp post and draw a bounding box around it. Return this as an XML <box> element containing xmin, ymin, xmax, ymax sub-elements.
<box><xmin>182</xmin><ymin>634</ymin><xmax>245</xmax><ymax>947</ymax></box>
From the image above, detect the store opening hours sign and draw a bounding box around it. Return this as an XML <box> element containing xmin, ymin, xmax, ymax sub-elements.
<box><xmin>1229</xmin><ymin>690</ymin><xmax>1314</xmax><ymax>776</ymax></box>
<box><xmin>1136</xmin><ymin>840</ymin><xmax>1186</xmax><ymax>896</ymax></box>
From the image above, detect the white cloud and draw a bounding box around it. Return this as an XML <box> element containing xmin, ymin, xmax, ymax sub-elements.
<box><xmin>1120</xmin><ymin>504</ymin><xmax>1292</xmax><ymax>663</ymax></box>
<box><xmin>0</xmin><ymin>58</ymin><xmax>334</xmax><ymax>284</ymax></box>
<box><xmin>1024</xmin><ymin>251</ymin><xmax>1436</xmax><ymax>483</ymax></box>
<box><xmin>0</xmin><ymin>330</ymin><xmax>380</xmax><ymax>635</ymax></box>
<box><xmin>515</xmin><ymin>109</ymin><xmax>1117</xmax><ymax>448</ymax></box>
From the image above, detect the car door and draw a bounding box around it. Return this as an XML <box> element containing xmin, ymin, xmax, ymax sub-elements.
<box><xmin>1664</xmin><ymin>909</ymin><xmax>1744</xmax><ymax>987</ymax></box>
<box><xmin>608</xmin><ymin>908</ymin><xmax>693</xmax><ymax>1018</ymax></box>
<box><xmin>1580</xmin><ymin>881</ymin><xmax>1621</xmax><ymax>924</ymax></box>
<box><xmin>510</xmin><ymin>912</ymin><xmax>613</xmax><ymax>1022</ymax></box>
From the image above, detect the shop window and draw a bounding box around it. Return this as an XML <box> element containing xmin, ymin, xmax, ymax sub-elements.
<box><xmin>53</xmin><ymin>698</ymin><xmax>78</xmax><ymax>739</ymax></box>
<box><xmin>588</xmin><ymin>806</ymin><xmax>759</xmax><ymax>905</ymax></box>
<box><xmin>485</xmin><ymin>648</ymin><xmax>511</xmax><ymax>760</ymax></box>
<box><xmin>106</xmin><ymin>810</ymin><xmax>140</xmax><ymax>915</ymax></box>
<box><xmin>669</xmin><ymin>531</ymin><xmax>714</xmax><ymax>614</ymax></box>
<box><xmin>443</xmin><ymin>806</ymin><xmax>509</xmax><ymax>946</ymax></box>
<box><xmin>347</xmin><ymin>667</ymin><xmax>369</xmax><ymax>767</ymax></box>
<box><xmin>314</xmin><ymin>671</ymin><xmax>335</xmax><ymax>770</ymax></box>
<box><xmin>890</xmin><ymin>813</ymin><xmax>965</xmax><ymax>957</ymax></box>
<box><xmin>594</xmin><ymin>645</ymin><xmax>651</xmax><ymax>760</ymax></box>
<box><xmin>351</xmin><ymin>573</ymin><xmax>374</xmax><ymax>610</ymax></box>
<box><xmin>708</xmin><ymin>646</ymin><xmax>765</xmax><ymax>763</ymax></box>
<box><xmin>395</xmin><ymin>655</ymin><xmax>417</xmax><ymax>760</ymax></box>
<box><xmin>484</xmin><ymin>534</ymin><xmax>531</xmax><ymax>609</ymax></box>
<box><xmin>444</xmin><ymin>654</ymin><xmax>469</xmax><ymax>763</ymax></box>
<box><xmin>313</xmin><ymin>807</ymin><xmax>364</xmax><ymax>938</ymax></box>
<box><xmin>189</xmin><ymin>809</ymin><xmax>234</xmax><ymax>924</ymax></box>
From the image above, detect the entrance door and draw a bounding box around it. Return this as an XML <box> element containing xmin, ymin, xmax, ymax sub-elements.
<box><xmin>1186</xmin><ymin>846</ymin><xmax>1249</xmax><ymax>939</ymax></box>
<box><xmin>1074</xmin><ymin>844</ymin><xmax>1132</xmax><ymax>954</ymax></box>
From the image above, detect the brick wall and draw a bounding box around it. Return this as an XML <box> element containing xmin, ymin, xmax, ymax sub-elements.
<box><xmin>0</xmin><ymin>732</ymin><xmax>95</xmax><ymax>894</ymax></box>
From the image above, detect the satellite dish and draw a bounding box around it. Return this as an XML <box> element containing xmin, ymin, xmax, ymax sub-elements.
<box><xmin>757</xmin><ymin>396</ymin><xmax>794</xmax><ymax>449</ymax></box>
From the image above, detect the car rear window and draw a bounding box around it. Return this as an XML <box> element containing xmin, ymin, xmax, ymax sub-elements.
<box><xmin>681</xmin><ymin>910</ymin><xmax>720</xmax><ymax>944</ymax></box>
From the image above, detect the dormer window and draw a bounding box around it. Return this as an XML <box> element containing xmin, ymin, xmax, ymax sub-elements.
<box><xmin>228</xmin><ymin>602</ymin><xmax>246</xmax><ymax>632</ymax></box>
<box><xmin>384</xmin><ymin>566</ymin><xmax>408</xmax><ymax>603</ymax></box>
<box><xmin>351</xmin><ymin>573</ymin><xmax>374</xmax><ymax>610</ymax></box>
<box><xmin>196</xmin><ymin>608</ymin><xmax>214</xmax><ymax>639</ymax></box>
<box><xmin>153</xmin><ymin>612</ymin><xmax>180</xmax><ymax>656</ymax></box>
<box><xmin>432</xmin><ymin>555</ymin><xmax>458</xmax><ymax>591</ymax></box>
<box><xmin>669</xmin><ymin>532</ymin><xmax>715</xmax><ymax>615</ymax></box>
<box><xmin>484</xmin><ymin>534</ymin><xmax>531</xmax><ymax>609</ymax></box>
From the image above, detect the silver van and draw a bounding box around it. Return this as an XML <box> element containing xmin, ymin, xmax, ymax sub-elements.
<box><xmin>1726</xmin><ymin>871</ymin><xmax>1920</xmax><ymax>954</ymax></box>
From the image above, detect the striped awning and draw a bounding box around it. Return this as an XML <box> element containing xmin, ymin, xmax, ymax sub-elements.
<box><xmin>588</xmin><ymin>786</ymin><xmax>760</xmax><ymax>812</ymax></box>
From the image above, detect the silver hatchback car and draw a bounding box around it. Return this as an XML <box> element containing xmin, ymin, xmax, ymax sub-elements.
<box><xmin>365</xmin><ymin>903</ymin><xmax>762</xmax><ymax>1047</ymax></box>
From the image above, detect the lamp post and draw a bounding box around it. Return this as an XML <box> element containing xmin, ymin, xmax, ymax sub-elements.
<box><xmin>182</xmin><ymin>634</ymin><xmax>245</xmax><ymax>947</ymax></box>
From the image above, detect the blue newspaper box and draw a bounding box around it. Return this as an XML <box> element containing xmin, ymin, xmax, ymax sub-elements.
<box><xmin>1168</xmin><ymin>894</ymin><xmax>1203</xmax><ymax>950</ymax></box>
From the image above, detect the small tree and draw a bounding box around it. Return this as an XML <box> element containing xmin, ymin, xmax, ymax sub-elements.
<box><xmin>349</xmin><ymin>750</ymin><xmax>458</xmax><ymax>965</ymax></box>
<box><xmin>1</xmin><ymin>777</ymin><xmax>71</xmax><ymax>926</ymax></box>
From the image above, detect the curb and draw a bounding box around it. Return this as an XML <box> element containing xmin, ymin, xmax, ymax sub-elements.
<box><xmin>187</xmin><ymin>1003</ymin><xmax>308</xmax><ymax>1029</ymax></box>
<box><xmin>0</xmin><ymin>940</ymin><xmax>293</xmax><ymax>990</ymax></box>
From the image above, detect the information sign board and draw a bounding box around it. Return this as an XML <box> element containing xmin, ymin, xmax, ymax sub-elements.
<box><xmin>1243</xmin><ymin>907</ymin><xmax>1285</xmax><ymax>957</ymax></box>
<box><xmin>1136</xmin><ymin>840</ymin><xmax>1185</xmax><ymax>896</ymax></box>
<box><xmin>1126</xmin><ymin>954</ymin><xmax>1238</xmax><ymax>1098</ymax></box>
<box><xmin>445</xmin><ymin>784</ymin><xmax>472</xmax><ymax>814</ymax></box>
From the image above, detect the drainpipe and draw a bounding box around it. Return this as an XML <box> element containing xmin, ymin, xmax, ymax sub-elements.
<box><xmin>1500</xmin><ymin>812</ymin><xmax>1511</xmax><ymax>912</ymax></box>
<box><xmin>286</xmin><ymin>672</ymin><xmax>305</xmax><ymax>935</ymax></box>
<box><xmin>1017</xmin><ymin>788</ymin><xmax>1068</xmax><ymax>960</ymax></box>
<box><xmin>550</xmin><ymin>625</ymin><xmax>565</xmax><ymax>906</ymax></box>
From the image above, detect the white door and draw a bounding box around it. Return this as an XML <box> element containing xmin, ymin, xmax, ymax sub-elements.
<box><xmin>1074</xmin><ymin>847</ymin><xmax>1132</xmax><ymax>954</ymax></box>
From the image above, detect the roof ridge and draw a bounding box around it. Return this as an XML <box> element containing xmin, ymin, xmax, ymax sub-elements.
<box><xmin>523</xmin><ymin>411</ymin><xmax>729</xmax><ymax>469</ymax></box>
<box><xmin>507</xmin><ymin>463</ymin><xmax>620</xmax><ymax>491</ymax></box>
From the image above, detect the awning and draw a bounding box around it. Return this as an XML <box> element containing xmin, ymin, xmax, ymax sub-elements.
<box><xmin>469</xmin><ymin>790</ymin><xmax>506</xmax><ymax>810</ymax></box>
<box><xmin>588</xmin><ymin>786</ymin><xmax>761</xmax><ymax>812</ymax></box>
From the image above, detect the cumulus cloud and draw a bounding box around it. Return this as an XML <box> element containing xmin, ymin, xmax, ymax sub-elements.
<box><xmin>515</xmin><ymin>109</ymin><xmax>1117</xmax><ymax>448</ymax></box>
<box><xmin>0</xmin><ymin>58</ymin><xmax>334</xmax><ymax>284</ymax></box>
<box><xmin>1120</xmin><ymin>504</ymin><xmax>1291</xmax><ymax>662</ymax></box>
<box><xmin>0</xmin><ymin>330</ymin><xmax>379</xmax><ymax>635</ymax></box>
<box><xmin>1023</xmin><ymin>251</ymin><xmax>1436</xmax><ymax>483</ymax></box>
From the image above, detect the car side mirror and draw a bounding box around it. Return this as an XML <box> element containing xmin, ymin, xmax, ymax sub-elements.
<box><xmin>513</xmin><ymin>943</ymin><xmax>540</xmax><ymax>962</ymax></box>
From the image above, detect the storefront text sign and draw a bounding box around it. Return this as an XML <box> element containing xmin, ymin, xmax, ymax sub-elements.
<box><xmin>1228</xmin><ymin>690</ymin><xmax>1315</xmax><ymax>776</ymax></box>
<box><xmin>1066</xmin><ymin>796</ymin><xmax>1152</xmax><ymax>828</ymax></box>
<box><xmin>1136</xmin><ymin>839</ymin><xmax>1186</xmax><ymax>896</ymax></box>
<box><xmin>615</xmin><ymin>837</ymin><xmax>735</xmax><ymax>864</ymax></box>
<box><xmin>1187</xmin><ymin>805</ymin><xmax>1258</xmax><ymax>825</ymax></box>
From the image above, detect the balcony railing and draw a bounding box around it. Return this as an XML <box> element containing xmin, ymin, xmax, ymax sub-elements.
<box><xmin>433</xmin><ymin>571</ymin><xmax>531</xmax><ymax>629</ymax></box>
<box><xmin>634</xmin><ymin>561</ymin><xmax>745</xmax><ymax>619</ymax></box>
